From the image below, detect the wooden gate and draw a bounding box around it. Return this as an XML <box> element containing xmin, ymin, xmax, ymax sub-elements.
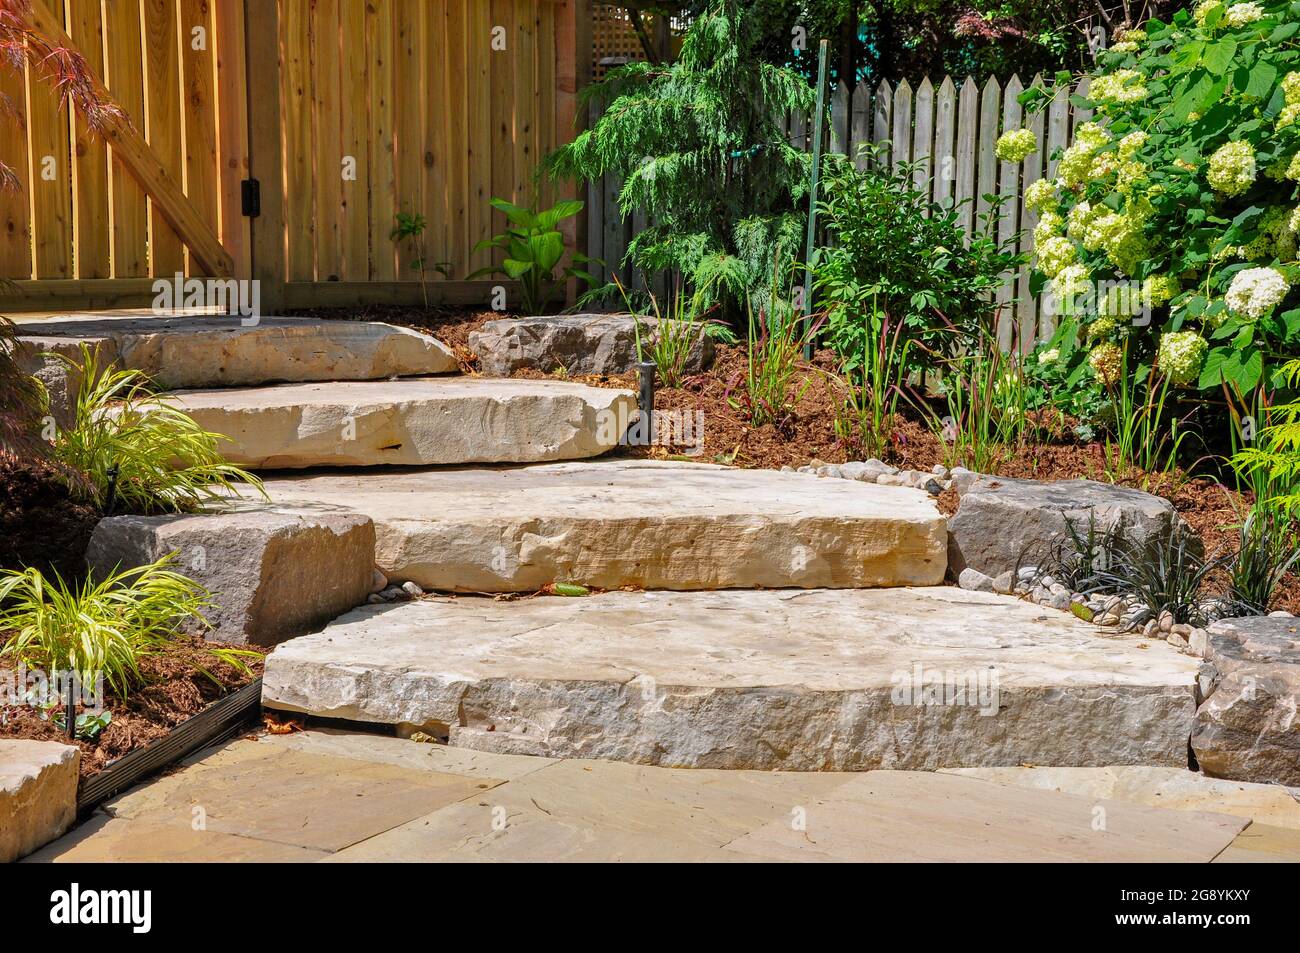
<box><xmin>1</xmin><ymin>0</ymin><xmax>587</xmax><ymax>313</ymax></box>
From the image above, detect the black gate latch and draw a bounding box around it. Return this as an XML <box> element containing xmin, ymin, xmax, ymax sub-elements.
<box><xmin>241</xmin><ymin>179</ymin><xmax>261</xmax><ymax>218</ymax></box>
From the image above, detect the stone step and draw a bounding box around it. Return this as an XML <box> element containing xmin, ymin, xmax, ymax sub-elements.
<box><xmin>13</xmin><ymin>314</ymin><xmax>458</xmax><ymax>423</ymax></box>
<box><xmin>261</xmin><ymin>587</ymin><xmax>1201</xmax><ymax>772</ymax></box>
<box><xmin>175</xmin><ymin>377</ymin><xmax>635</xmax><ymax>469</ymax></box>
<box><xmin>252</xmin><ymin>460</ymin><xmax>948</xmax><ymax>590</ymax></box>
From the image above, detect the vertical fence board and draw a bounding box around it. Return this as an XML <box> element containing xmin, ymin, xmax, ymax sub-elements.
<box><xmin>429</xmin><ymin>0</ymin><xmax>456</xmax><ymax>276</ymax></box>
<box><xmin>103</xmin><ymin>0</ymin><xmax>148</xmax><ymax>279</ymax></box>
<box><xmin>850</xmin><ymin>81</ymin><xmax>870</xmax><ymax>168</ymax></box>
<box><xmin>393</xmin><ymin>0</ymin><xmax>424</xmax><ymax>277</ymax></box>
<box><xmin>911</xmin><ymin>77</ymin><xmax>933</xmax><ymax>201</ymax></box>
<box><xmin>28</xmin><ymin>0</ymin><xmax>73</xmax><ymax>279</ymax></box>
<box><xmin>215</xmin><ymin>0</ymin><xmax>249</xmax><ymax>280</ymax></box>
<box><xmin>830</xmin><ymin>80</ymin><xmax>848</xmax><ymax>156</ymax></box>
<box><xmin>995</xmin><ymin>75</ymin><xmax>1023</xmax><ymax>351</ymax></box>
<box><xmin>932</xmin><ymin>76</ymin><xmax>955</xmax><ymax>208</ymax></box>
<box><xmin>1017</xmin><ymin>76</ymin><xmax>1046</xmax><ymax>349</ymax></box>
<box><xmin>871</xmin><ymin>80</ymin><xmax>891</xmax><ymax>166</ymax></box>
<box><xmin>367</xmin><ymin>0</ymin><xmax>396</xmax><ymax>281</ymax></box>
<box><xmin>890</xmin><ymin>79</ymin><xmax>912</xmax><ymax>168</ymax></box>
<box><xmin>68</xmin><ymin>0</ymin><xmax>109</xmax><ymax>278</ymax></box>
<box><xmin>0</xmin><ymin>25</ymin><xmax>32</xmax><ymax>277</ymax></box>
<box><xmin>283</xmin><ymin>0</ymin><xmax>315</xmax><ymax>281</ymax></box>
<box><xmin>181</xmin><ymin>0</ymin><xmax>218</xmax><ymax>276</ymax></box>
<box><xmin>339</xmin><ymin>0</ymin><xmax>369</xmax><ymax>280</ymax></box>
<box><xmin>311</xmin><ymin>0</ymin><xmax>342</xmax><ymax>280</ymax></box>
<box><xmin>536</xmin><ymin>0</ymin><xmax>556</xmax><ymax>212</ymax></box>
<box><xmin>585</xmin><ymin>96</ymin><xmax>606</xmax><ymax>286</ymax></box>
<box><xmin>953</xmin><ymin>76</ymin><xmax>977</xmax><ymax>238</ymax></box>
<box><xmin>467</xmin><ymin>0</ymin><xmax>493</xmax><ymax>274</ymax></box>
<box><xmin>974</xmin><ymin>76</ymin><xmax>1001</xmax><ymax>231</ymax></box>
<box><xmin>141</xmin><ymin>0</ymin><xmax>184</xmax><ymax>276</ymax></box>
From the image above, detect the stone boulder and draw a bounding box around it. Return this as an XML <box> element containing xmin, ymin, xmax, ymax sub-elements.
<box><xmin>946</xmin><ymin>475</ymin><xmax>1188</xmax><ymax>578</ymax></box>
<box><xmin>86</xmin><ymin>508</ymin><xmax>375</xmax><ymax>647</ymax></box>
<box><xmin>0</xmin><ymin>740</ymin><xmax>79</xmax><ymax>862</ymax></box>
<box><xmin>1191</xmin><ymin>616</ymin><xmax>1300</xmax><ymax>786</ymax></box>
<box><xmin>469</xmin><ymin>313</ymin><xmax>714</xmax><ymax>378</ymax></box>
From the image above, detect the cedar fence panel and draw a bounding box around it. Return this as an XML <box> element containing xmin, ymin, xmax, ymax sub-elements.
<box><xmin>1</xmin><ymin>0</ymin><xmax>583</xmax><ymax>312</ymax></box>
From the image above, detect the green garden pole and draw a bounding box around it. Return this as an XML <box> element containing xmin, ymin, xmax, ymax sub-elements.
<box><xmin>802</xmin><ymin>38</ymin><xmax>830</xmax><ymax>360</ymax></box>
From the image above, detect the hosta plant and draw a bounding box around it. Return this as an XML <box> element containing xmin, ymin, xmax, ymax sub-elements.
<box><xmin>1018</xmin><ymin>2</ymin><xmax>1300</xmax><ymax>412</ymax></box>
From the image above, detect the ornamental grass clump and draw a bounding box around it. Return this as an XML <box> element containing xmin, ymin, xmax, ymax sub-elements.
<box><xmin>1015</xmin><ymin>1</ymin><xmax>1300</xmax><ymax>406</ymax></box>
<box><xmin>51</xmin><ymin>345</ymin><xmax>264</xmax><ymax>514</ymax></box>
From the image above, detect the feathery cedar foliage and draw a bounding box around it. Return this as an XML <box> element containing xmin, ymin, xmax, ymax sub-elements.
<box><xmin>548</xmin><ymin>0</ymin><xmax>815</xmax><ymax>314</ymax></box>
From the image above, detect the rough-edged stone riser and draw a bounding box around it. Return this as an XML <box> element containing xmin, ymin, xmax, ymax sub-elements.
<box><xmin>253</xmin><ymin>461</ymin><xmax>949</xmax><ymax>591</ymax></box>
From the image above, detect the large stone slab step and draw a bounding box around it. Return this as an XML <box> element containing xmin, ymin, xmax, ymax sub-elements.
<box><xmin>251</xmin><ymin>460</ymin><xmax>948</xmax><ymax>590</ymax></box>
<box><xmin>13</xmin><ymin>314</ymin><xmax>458</xmax><ymax>422</ymax></box>
<box><xmin>262</xmin><ymin>587</ymin><xmax>1201</xmax><ymax>772</ymax></box>
<box><xmin>175</xmin><ymin>377</ymin><xmax>635</xmax><ymax>469</ymax></box>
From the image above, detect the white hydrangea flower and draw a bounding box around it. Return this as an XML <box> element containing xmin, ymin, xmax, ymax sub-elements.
<box><xmin>1284</xmin><ymin>72</ymin><xmax>1300</xmax><ymax>106</ymax></box>
<box><xmin>1195</xmin><ymin>0</ymin><xmax>1225</xmax><ymax>27</ymax></box>
<box><xmin>996</xmin><ymin>128</ymin><xmax>1037</xmax><ymax>163</ymax></box>
<box><xmin>1033</xmin><ymin>212</ymin><xmax>1064</xmax><ymax>246</ymax></box>
<box><xmin>1090</xmin><ymin>69</ymin><xmax>1148</xmax><ymax>103</ymax></box>
<box><xmin>1118</xmin><ymin>130</ymin><xmax>1148</xmax><ymax>160</ymax></box>
<box><xmin>1224</xmin><ymin>2</ymin><xmax>1264</xmax><ymax>26</ymax></box>
<box><xmin>1024</xmin><ymin>177</ymin><xmax>1059</xmax><ymax>214</ymax></box>
<box><xmin>1037</xmin><ymin>347</ymin><xmax>1060</xmax><ymax>366</ymax></box>
<box><xmin>1225</xmin><ymin>266</ymin><xmax>1290</xmax><ymax>318</ymax></box>
<box><xmin>1157</xmin><ymin>332</ymin><xmax>1208</xmax><ymax>385</ymax></box>
<box><xmin>1035</xmin><ymin>236</ymin><xmax>1078</xmax><ymax>278</ymax></box>
<box><xmin>1207</xmin><ymin>140</ymin><xmax>1256</xmax><ymax>196</ymax></box>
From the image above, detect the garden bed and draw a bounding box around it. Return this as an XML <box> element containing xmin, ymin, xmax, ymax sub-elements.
<box><xmin>0</xmin><ymin>637</ymin><xmax>264</xmax><ymax>781</ymax></box>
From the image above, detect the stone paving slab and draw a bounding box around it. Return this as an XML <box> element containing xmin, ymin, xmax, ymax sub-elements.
<box><xmin>1213</xmin><ymin>823</ymin><xmax>1300</xmax><ymax>863</ymax></box>
<box><xmin>25</xmin><ymin>815</ymin><xmax>329</xmax><ymax>863</ymax></box>
<box><xmin>29</xmin><ymin>733</ymin><xmax>1298</xmax><ymax>863</ymax></box>
<box><xmin>174</xmin><ymin>377</ymin><xmax>635</xmax><ymax>469</ymax></box>
<box><xmin>723</xmin><ymin>771</ymin><xmax>1248</xmax><ymax>863</ymax></box>
<box><xmin>942</xmin><ymin>766</ymin><xmax>1300</xmax><ymax>831</ymax></box>
<box><xmin>263</xmin><ymin>588</ymin><xmax>1200</xmax><ymax>771</ymax></box>
<box><xmin>259</xmin><ymin>728</ymin><xmax>557</xmax><ymax>782</ymax></box>
<box><xmin>252</xmin><ymin>460</ymin><xmax>948</xmax><ymax>591</ymax></box>
<box><xmin>103</xmin><ymin>742</ymin><xmax>500</xmax><ymax>853</ymax></box>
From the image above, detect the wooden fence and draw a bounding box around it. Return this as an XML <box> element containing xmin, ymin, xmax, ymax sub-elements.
<box><xmin>0</xmin><ymin>0</ymin><xmax>248</xmax><ymax>308</ymax></box>
<box><xmin>0</xmin><ymin>0</ymin><xmax>586</xmax><ymax>312</ymax></box>
<box><xmin>587</xmin><ymin>72</ymin><xmax>1096</xmax><ymax>351</ymax></box>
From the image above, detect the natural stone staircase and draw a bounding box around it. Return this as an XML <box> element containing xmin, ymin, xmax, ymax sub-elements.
<box><xmin>27</xmin><ymin>313</ymin><xmax>1203</xmax><ymax>772</ymax></box>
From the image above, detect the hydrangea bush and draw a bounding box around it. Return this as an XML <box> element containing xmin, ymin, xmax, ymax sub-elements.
<box><xmin>1020</xmin><ymin>0</ymin><xmax>1300</xmax><ymax>404</ymax></box>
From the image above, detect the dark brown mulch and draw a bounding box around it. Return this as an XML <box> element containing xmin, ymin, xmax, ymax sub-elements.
<box><xmin>0</xmin><ymin>638</ymin><xmax>265</xmax><ymax>780</ymax></box>
<box><xmin>0</xmin><ymin>454</ymin><xmax>99</xmax><ymax>579</ymax></box>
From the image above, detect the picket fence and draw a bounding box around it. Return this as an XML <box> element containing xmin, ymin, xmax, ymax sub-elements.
<box><xmin>586</xmin><ymin>72</ymin><xmax>1096</xmax><ymax>351</ymax></box>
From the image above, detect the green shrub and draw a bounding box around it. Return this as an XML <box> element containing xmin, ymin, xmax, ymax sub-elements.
<box><xmin>1020</xmin><ymin>2</ymin><xmax>1300</xmax><ymax>407</ymax></box>
<box><xmin>50</xmin><ymin>345</ymin><xmax>264</xmax><ymax>514</ymax></box>
<box><xmin>0</xmin><ymin>556</ymin><xmax>209</xmax><ymax>697</ymax></box>
<box><xmin>815</xmin><ymin>149</ymin><xmax>1024</xmax><ymax>372</ymax></box>
<box><xmin>547</xmin><ymin>0</ymin><xmax>813</xmax><ymax>316</ymax></box>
